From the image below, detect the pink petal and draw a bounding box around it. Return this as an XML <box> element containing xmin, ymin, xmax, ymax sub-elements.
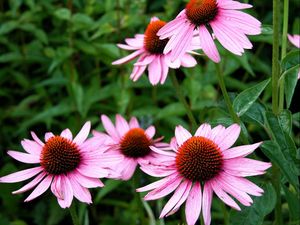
<box><xmin>117</xmin><ymin>43</ymin><xmax>139</xmax><ymax>50</ymax></box>
<box><xmin>148</xmin><ymin>56</ymin><xmax>162</xmax><ymax>85</ymax></box>
<box><xmin>175</xmin><ymin>125</ymin><xmax>192</xmax><ymax>146</ymax></box>
<box><xmin>160</xmin><ymin>55</ymin><xmax>169</xmax><ymax>84</ymax></box>
<box><xmin>217</xmin><ymin>0</ymin><xmax>253</xmax><ymax>10</ymax></box>
<box><xmin>21</xmin><ymin>139</ymin><xmax>42</xmax><ymax>155</ymax></box>
<box><xmin>140</xmin><ymin>164</ymin><xmax>177</xmax><ymax>178</ymax></box>
<box><xmin>13</xmin><ymin>172</ymin><xmax>46</xmax><ymax>194</ymax></box>
<box><xmin>60</xmin><ymin>129</ymin><xmax>73</xmax><ymax>140</ymax></box>
<box><xmin>129</xmin><ymin>117</ymin><xmax>140</xmax><ymax>128</ymax></box>
<box><xmin>77</xmin><ymin>165</ymin><xmax>109</xmax><ymax>178</ymax></box>
<box><xmin>70</xmin><ymin>172</ymin><xmax>104</xmax><ymax>188</ymax></box>
<box><xmin>56</xmin><ymin>175</ymin><xmax>73</xmax><ymax>208</ymax></box>
<box><xmin>68</xmin><ymin>175</ymin><xmax>92</xmax><ymax>204</ymax></box>
<box><xmin>202</xmin><ymin>182</ymin><xmax>213</xmax><ymax>225</ymax></box>
<box><xmin>145</xmin><ymin>126</ymin><xmax>155</xmax><ymax>139</ymax></box>
<box><xmin>137</xmin><ymin>176</ymin><xmax>174</xmax><ymax>192</ymax></box>
<box><xmin>117</xmin><ymin>158</ymin><xmax>137</xmax><ymax>180</ymax></box>
<box><xmin>101</xmin><ymin>115</ymin><xmax>120</xmax><ymax>142</ymax></box>
<box><xmin>124</xmin><ymin>37</ymin><xmax>144</xmax><ymax>48</ymax></box>
<box><xmin>7</xmin><ymin>151</ymin><xmax>40</xmax><ymax>164</ymax></box>
<box><xmin>215</xmin><ymin>124</ymin><xmax>241</xmax><ymax>151</ymax></box>
<box><xmin>185</xmin><ymin>182</ymin><xmax>202</xmax><ymax>225</ymax></box>
<box><xmin>73</xmin><ymin>121</ymin><xmax>91</xmax><ymax>145</ymax></box>
<box><xmin>180</xmin><ymin>54</ymin><xmax>197</xmax><ymax>68</ymax></box>
<box><xmin>160</xmin><ymin>180</ymin><xmax>189</xmax><ymax>218</ymax></box>
<box><xmin>223</xmin><ymin>142</ymin><xmax>262</xmax><ymax>159</ymax></box>
<box><xmin>0</xmin><ymin>167</ymin><xmax>43</xmax><ymax>183</ymax></box>
<box><xmin>134</xmin><ymin>54</ymin><xmax>156</xmax><ymax>66</ymax></box>
<box><xmin>210</xmin><ymin>125</ymin><xmax>226</xmax><ymax>142</ymax></box>
<box><xmin>150</xmin><ymin>146</ymin><xmax>177</xmax><ymax>157</ymax></box>
<box><xmin>158</xmin><ymin>13</ymin><xmax>186</xmax><ymax>39</ymax></box>
<box><xmin>130</xmin><ymin>64</ymin><xmax>147</xmax><ymax>82</ymax></box>
<box><xmin>31</xmin><ymin>132</ymin><xmax>44</xmax><ymax>146</ymax></box>
<box><xmin>198</xmin><ymin>26</ymin><xmax>220</xmax><ymax>63</ymax></box>
<box><xmin>288</xmin><ymin>34</ymin><xmax>300</xmax><ymax>48</ymax></box>
<box><xmin>24</xmin><ymin>175</ymin><xmax>53</xmax><ymax>202</ymax></box>
<box><xmin>195</xmin><ymin>123</ymin><xmax>211</xmax><ymax>138</ymax></box>
<box><xmin>112</xmin><ymin>49</ymin><xmax>144</xmax><ymax>65</ymax></box>
<box><xmin>115</xmin><ymin>114</ymin><xmax>130</xmax><ymax>137</ymax></box>
<box><xmin>51</xmin><ymin>175</ymin><xmax>63</xmax><ymax>199</ymax></box>
<box><xmin>44</xmin><ymin>132</ymin><xmax>54</xmax><ymax>142</ymax></box>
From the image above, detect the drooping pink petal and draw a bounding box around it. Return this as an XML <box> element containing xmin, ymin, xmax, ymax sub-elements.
<box><xmin>51</xmin><ymin>175</ymin><xmax>63</xmax><ymax>199</ymax></box>
<box><xmin>56</xmin><ymin>175</ymin><xmax>74</xmax><ymax>208</ymax></box>
<box><xmin>160</xmin><ymin>55</ymin><xmax>169</xmax><ymax>84</ymax></box>
<box><xmin>112</xmin><ymin>49</ymin><xmax>144</xmax><ymax>65</ymax></box>
<box><xmin>175</xmin><ymin>125</ymin><xmax>192</xmax><ymax>146</ymax></box>
<box><xmin>7</xmin><ymin>151</ymin><xmax>40</xmax><ymax>164</ymax></box>
<box><xmin>70</xmin><ymin>171</ymin><xmax>104</xmax><ymax>188</ymax></box>
<box><xmin>148</xmin><ymin>56</ymin><xmax>162</xmax><ymax>85</ymax></box>
<box><xmin>117</xmin><ymin>43</ymin><xmax>139</xmax><ymax>50</ymax></box>
<box><xmin>13</xmin><ymin>172</ymin><xmax>46</xmax><ymax>194</ymax></box>
<box><xmin>60</xmin><ymin>129</ymin><xmax>73</xmax><ymax>140</ymax></box>
<box><xmin>223</xmin><ymin>142</ymin><xmax>262</xmax><ymax>159</ymax></box>
<box><xmin>180</xmin><ymin>54</ymin><xmax>197</xmax><ymax>68</ymax></box>
<box><xmin>195</xmin><ymin>123</ymin><xmax>211</xmax><ymax>138</ymax></box>
<box><xmin>68</xmin><ymin>175</ymin><xmax>92</xmax><ymax>204</ymax></box>
<box><xmin>73</xmin><ymin>121</ymin><xmax>91</xmax><ymax>145</ymax></box>
<box><xmin>21</xmin><ymin>139</ymin><xmax>42</xmax><ymax>155</ymax></box>
<box><xmin>137</xmin><ymin>174</ymin><xmax>177</xmax><ymax>192</ymax></box>
<box><xmin>160</xmin><ymin>180</ymin><xmax>189</xmax><ymax>218</ymax></box>
<box><xmin>101</xmin><ymin>115</ymin><xmax>120</xmax><ymax>142</ymax></box>
<box><xmin>158</xmin><ymin>12</ymin><xmax>187</xmax><ymax>39</ymax></box>
<box><xmin>130</xmin><ymin>65</ymin><xmax>147</xmax><ymax>82</ymax></box>
<box><xmin>134</xmin><ymin>54</ymin><xmax>156</xmax><ymax>66</ymax></box>
<box><xmin>140</xmin><ymin>164</ymin><xmax>177</xmax><ymax>178</ymax></box>
<box><xmin>202</xmin><ymin>182</ymin><xmax>213</xmax><ymax>225</ymax></box>
<box><xmin>24</xmin><ymin>175</ymin><xmax>53</xmax><ymax>202</ymax></box>
<box><xmin>117</xmin><ymin>158</ymin><xmax>137</xmax><ymax>180</ymax></box>
<box><xmin>198</xmin><ymin>25</ymin><xmax>220</xmax><ymax>63</ymax></box>
<box><xmin>185</xmin><ymin>182</ymin><xmax>202</xmax><ymax>225</ymax></box>
<box><xmin>116</xmin><ymin>114</ymin><xmax>130</xmax><ymax>137</ymax></box>
<box><xmin>0</xmin><ymin>167</ymin><xmax>43</xmax><ymax>183</ymax></box>
<box><xmin>217</xmin><ymin>0</ymin><xmax>253</xmax><ymax>10</ymax></box>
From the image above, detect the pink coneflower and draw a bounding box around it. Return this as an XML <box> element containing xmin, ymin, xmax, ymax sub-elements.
<box><xmin>137</xmin><ymin>123</ymin><xmax>271</xmax><ymax>225</ymax></box>
<box><xmin>112</xmin><ymin>17</ymin><xmax>198</xmax><ymax>85</ymax></box>
<box><xmin>0</xmin><ymin>122</ymin><xmax>123</xmax><ymax>208</ymax></box>
<box><xmin>288</xmin><ymin>34</ymin><xmax>300</xmax><ymax>48</ymax></box>
<box><xmin>157</xmin><ymin>0</ymin><xmax>261</xmax><ymax>63</ymax></box>
<box><xmin>92</xmin><ymin>114</ymin><xmax>168</xmax><ymax>180</ymax></box>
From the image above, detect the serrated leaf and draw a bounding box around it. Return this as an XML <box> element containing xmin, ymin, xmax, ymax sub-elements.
<box><xmin>233</xmin><ymin>79</ymin><xmax>270</xmax><ymax>116</ymax></box>
<box><xmin>230</xmin><ymin>183</ymin><xmax>276</xmax><ymax>225</ymax></box>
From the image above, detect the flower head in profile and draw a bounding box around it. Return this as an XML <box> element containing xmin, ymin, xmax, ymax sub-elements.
<box><xmin>137</xmin><ymin>123</ymin><xmax>271</xmax><ymax>225</ymax></box>
<box><xmin>92</xmin><ymin>114</ymin><xmax>168</xmax><ymax>180</ymax></box>
<box><xmin>288</xmin><ymin>34</ymin><xmax>300</xmax><ymax>79</ymax></box>
<box><xmin>112</xmin><ymin>17</ymin><xmax>198</xmax><ymax>85</ymax></box>
<box><xmin>0</xmin><ymin>122</ymin><xmax>123</xmax><ymax>208</ymax></box>
<box><xmin>157</xmin><ymin>0</ymin><xmax>261</xmax><ymax>63</ymax></box>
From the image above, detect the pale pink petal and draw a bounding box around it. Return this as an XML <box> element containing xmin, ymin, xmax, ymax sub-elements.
<box><xmin>0</xmin><ymin>167</ymin><xmax>43</xmax><ymax>183</ymax></box>
<box><xmin>137</xmin><ymin>175</ymin><xmax>176</xmax><ymax>192</ymax></box>
<box><xmin>140</xmin><ymin>164</ymin><xmax>177</xmax><ymax>178</ymax></box>
<box><xmin>71</xmin><ymin>172</ymin><xmax>104</xmax><ymax>188</ymax></box>
<box><xmin>217</xmin><ymin>0</ymin><xmax>253</xmax><ymax>9</ymax></box>
<box><xmin>216</xmin><ymin>124</ymin><xmax>241</xmax><ymax>151</ymax></box>
<box><xmin>175</xmin><ymin>125</ymin><xmax>192</xmax><ymax>146</ymax></box>
<box><xmin>124</xmin><ymin>37</ymin><xmax>144</xmax><ymax>48</ymax></box>
<box><xmin>288</xmin><ymin>34</ymin><xmax>300</xmax><ymax>48</ymax></box>
<box><xmin>77</xmin><ymin>165</ymin><xmax>109</xmax><ymax>178</ymax></box>
<box><xmin>130</xmin><ymin>65</ymin><xmax>147</xmax><ymax>82</ymax></box>
<box><xmin>112</xmin><ymin>49</ymin><xmax>144</xmax><ymax>65</ymax></box>
<box><xmin>160</xmin><ymin>55</ymin><xmax>169</xmax><ymax>84</ymax></box>
<box><xmin>13</xmin><ymin>172</ymin><xmax>46</xmax><ymax>194</ymax></box>
<box><xmin>44</xmin><ymin>132</ymin><xmax>54</xmax><ymax>142</ymax></box>
<box><xmin>73</xmin><ymin>121</ymin><xmax>91</xmax><ymax>145</ymax></box>
<box><xmin>31</xmin><ymin>132</ymin><xmax>44</xmax><ymax>146</ymax></box>
<box><xmin>68</xmin><ymin>175</ymin><xmax>92</xmax><ymax>204</ymax></box>
<box><xmin>150</xmin><ymin>146</ymin><xmax>177</xmax><ymax>157</ymax></box>
<box><xmin>144</xmin><ymin>175</ymin><xmax>182</xmax><ymax>200</ymax></box>
<box><xmin>101</xmin><ymin>115</ymin><xmax>120</xmax><ymax>142</ymax></box>
<box><xmin>117</xmin><ymin>158</ymin><xmax>137</xmax><ymax>180</ymax></box>
<box><xmin>60</xmin><ymin>129</ymin><xmax>73</xmax><ymax>140</ymax></box>
<box><xmin>56</xmin><ymin>175</ymin><xmax>73</xmax><ymax>208</ymax></box>
<box><xmin>117</xmin><ymin>43</ymin><xmax>139</xmax><ymax>50</ymax></box>
<box><xmin>223</xmin><ymin>142</ymin><xmax>262</xmax><ymax>159</ymax></box>
<box><xmin>115</xmin><ymin>114</ymin><xmax>130</xmax><ymax>137</ymax></box>
<box><xmin>129</xmin><ymin>117</ymin><xmax>140</xmax><ymax>128</ymax></box>
<box><xmin>160</xmin><ymin>180</ymin><xmax>189</xmax><ymax>218</ymax></box>
<box><xmin>185</xmin><ymin>182</ymin><xmax>202</xmax><ymax>225</ymax></box>
<box><xmin>195</xmin><ymin>123</ymin><xmax>211</xmax><ymax>138</ymax></box>
<box><xmin>148</xmin><ymin>56</ymin><xmax>162</xmax><ymax>85</ymax></box>
<box><xmin>158</xmin><ymin>13</ymin><xmax>186</xmax><ymax>39</ymax></box>
<box><xmin>21</xmin><ymin>139</ymin><xmax>42</xmax><ymax>155</ymax></box>
<box><xmin>198</xmin><ymin>25</ymin><xmax>220</xmax><ymax>63</ymax></box>
<box><xmin>210</xmin><ymin>125</ymin><xmax>226</xmax><ymax>142</ymax></box>
<box><xmin>24</xmin><ymin>175</ymin><xmax>53</xmax><ymax>202</ymax></box>
<box><xmin>180</xmin><ymin>54</ymin><xmax>197</xmax><ymax>68</ymax></box>
<box><xmin>145</xmin><ymin>126</ymin><xmax>155</xmax><ymax>139</ymax></box>
<box><xmin>51</xmin><ymin>175</ymin><xmax>63</xmax><ymax>199</ymax></box>
<box><xmin>7</xmin><ymin>151</ymin><xmax>40</xmax><ymax>164</ymax></box>
<box><xmin>202</xmin><ymin>182</ymin><xmax>213</xmax><ymax>225</ymax></box>
<box><xmin>134</xmin><ymin>54</ymin><xmax>156</xmax><ymax>66</ymax></box>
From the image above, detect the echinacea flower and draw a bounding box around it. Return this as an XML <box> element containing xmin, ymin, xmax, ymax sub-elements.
<box><xmin>287</xmin><ymin>34</ymin><xmax>300</xmax><ymax>79</ymax></box>
<box><xmin>92</xmin><ymin>114</ymin><xmax>168</xmax><ymax>180</ymax></box>
<box><xmin>0</xmin><ymin>122</ymin><xmax>123</xmax><ymax>208</ymax></box>
<box><xmin>137</xmin><ymin>123</ymin><xmax>271</xmax><ymax>225</ymax></box>
<box><xmin>157</xmin><ymin>0</ymin><xmax>261</xmax><ymax>63</ymax></box>
<box><xmin>112</xmin><ymin>17</ymin><xmax>198</xmax><ymax>85</ymax></box>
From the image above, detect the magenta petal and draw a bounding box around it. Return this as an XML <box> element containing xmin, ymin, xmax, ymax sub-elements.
<box><xmin>7</xmin><ymin>151</ymin><xmax>40</xmax><ymax>164</ymax></box>
<box><xmin>0</xmin><ymin>167</ymin><xmax>43</xmax><ymax>183</ymax></box>
<box><xmin>73</xmin><ymin>121</ymin><xmax>91</xmax><ymax>145</ymax></box>
<box><xmin>25</xmin><ymin>175</ymin><xmax>53</xmax><ymax>202</ymax></box>
<box><xmin>185</xmin><ymin>182</ymin><xmax>202</xmax><ymax>225</ymax></box>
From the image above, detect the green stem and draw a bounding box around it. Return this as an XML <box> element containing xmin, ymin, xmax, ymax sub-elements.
<box><xmin>279</xmin><ymin>0</ymin><xmax>289</xmax><ymax>111</ymax></box>
<box><xmin>215</xmin><ymin>63</ymin><xmax>248</xmax><ymax>144</ymax></box>
<box><xmin>272</xmin><ymin>165</ymin><xmax>283</xmax><ymax>225</ymax></box>
<box><xmin>221</xmin><ymin>203</ymin><xmax>229</xmax><ymax>225</ymax></box>
<box><xmin>170</xmin><ymin>71</ymin><xmax>197</xmax><ymax>131</ymax></box>
<box><xmin>69</xmin><ymin>202</ymin><xmax>80</xmax><ymax>225</ymax></box>
<box><xmin>272</xmin><ymin>0</ymin><xmax>280</xmax><ymax>115</ymax></box>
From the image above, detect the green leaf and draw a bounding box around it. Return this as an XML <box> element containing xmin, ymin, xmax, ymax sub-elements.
<box><xmin>54</xmin><ymin>8</ymin><xmax>71</xmax><ymax>20</ymax></box>
<box><xmin>281</xmin><ymin>50</ymin><xmax>300</xmax><ymax>71</ymax></box>
<box><xmin>283</xmin><ymin>65</ymin><xmax>299</xmax><ymax>108</ymax></box>
<box><xmin>230</xmin><ymin>183</ymin><xmax>276</xmax><ymax>225</ymax></box>
<box><xmin>95</xmin><ymin>180</ymin><xmax>122</xmax><ymax>203</ymax></box>
<box><xmin>241</xmin><ymin>102</ymin><xmax>266</xmax><ymax>127</ymax></box>
<box><xmin>282</xmin><ymin>185</ymin><xmax>300</xmax><ymax>221</ymax></box>
<box><xmin>278</xmin><ymin>110</ymin><xmax>292</xmax><ymax>134</ymax></box>
<box><xmin>261</xmin><ymin>141</ymin><xmax>299</xmax><ymax>189</ymax></box>
<box><xmin>233</xmin><ymin>78</ymin><xmax>270</xmax><ymax>116</ymax></box>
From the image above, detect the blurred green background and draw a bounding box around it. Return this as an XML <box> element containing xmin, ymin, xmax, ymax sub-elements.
<box><xmin>0</xmin><ymin>0</ymin><xmax>299</xmax><ymax>225</ymax></box>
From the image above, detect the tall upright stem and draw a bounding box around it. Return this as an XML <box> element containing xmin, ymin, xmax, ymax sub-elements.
<box><xmin>170</xmin><ymin>71</ymin><xmax>197</xmax><ymax>131</ymax></box>
<box><xmin>279</xmin><ymin>0</ymin><xmax>289</xmax><ymax>111</ymax></box>
<box><xmin>215</xmin><ymin>64</ymin><xmax>248</xmax><ymax>144</ymax></box>
<box><xmin>69</xmin><ymin>202</ymin><xmax>80</xmax><ymax>225</ymax></box>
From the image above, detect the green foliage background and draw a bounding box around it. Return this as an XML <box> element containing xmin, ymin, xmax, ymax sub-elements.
<box><xmin>0</xmin><ymin>0</ymin><xmax>299</xmax><ymax>225</ymax></box>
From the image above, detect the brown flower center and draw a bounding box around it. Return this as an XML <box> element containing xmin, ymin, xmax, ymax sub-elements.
<box><xmin>120</xmin><ymin>128</ymin><xmax>152</xmax><ymax>158</ymax></box>
<box><xmin>40</xmin><ymin>136</ymin><xmax>81</xmax><ymax>175</ymax></box>
<box><xmin>186</xmin><ymin>0</ymin><xmax>218</xmax><ymax>26</ymax></box>
<box><xmin>144</xmin><ymin>20</ymin><xmax>169</xmax><ymax>54</ymax></box>
<box><xmin>175</xmin><ymin>136</ymin><xmax>222</xmax><ymax>182</ymax></box>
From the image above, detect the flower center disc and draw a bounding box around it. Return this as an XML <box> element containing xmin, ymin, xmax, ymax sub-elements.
<box><xmin>120</xmin><ymin>128</ymin><xmax>152</xmax><ymax>158</ymax></box>
<box><xmin>186</xmin><ymin>0</ymin><xmax>218</xmax><ymax>26</ymax></box>
<box><xmin>175</xmin><ymin>136</ymin><xmax>222</xmax><ymax>182</ymax></box>
<box><xmin>40</xmin><ymin>136</ymin><xmax>81</xmax><ymax>175</ymax></box>
<box><xmin>144</xmin><ymin>20</ymin><xmax>169</xmax><ymax>54</ymax></box>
